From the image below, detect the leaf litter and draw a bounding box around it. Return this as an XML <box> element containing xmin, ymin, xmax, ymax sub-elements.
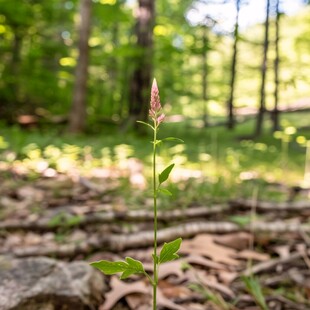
<box><xmin>1</xmin><ymin>165</ymin><xmax>310</xmax><ymax>309</ymax></box>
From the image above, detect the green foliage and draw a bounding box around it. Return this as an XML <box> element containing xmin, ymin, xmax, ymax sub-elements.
<box><xmin>158</xmin><ymin>238</ymin><xmax>182</xmax><ymax>264</ymax></box>
<box><xmin>48</xmin><ymin>213</ymin><xmax>83</xmax><ymax>228</ymax></box>
<box><xmin>0</xmin><ymin>0</ymin><xmax>308</xmax><ymax>125</ymax></box>
<box><xmin>158</xmin><ymin>188</ymin><xmax>173</xmax><ymax>196</ymax></box>
<box><xmin>229</xmin><ymin>215</ymin><xmax>252</xmax><ymax>227</ymax></box>
<box><xmin>189</xmin><ymin>283</ymin><xmax>233</xmax><ymax>310</ymax></box>
<box><xmin>91</xmin><ymin>257</ymin><xmax>146</xmax><ymax>280</ymax></box>
<box><xmin>159</xmin><ymin>163</ymin><xmax>175</xmax><ymax>185</ymax></box>
<box><xmin>242</xmin><ymin>275</ymin><xmax>269</xmax><ymax>310</ymax></box>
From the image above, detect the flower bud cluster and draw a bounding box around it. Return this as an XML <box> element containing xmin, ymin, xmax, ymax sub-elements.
<box><xmin>149</xmin><ymin>78</ymin><xmax>165</xmax><ymax>126</ymax></box>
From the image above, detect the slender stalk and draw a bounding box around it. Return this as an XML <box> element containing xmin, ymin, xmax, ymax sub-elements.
<box><xmin>152</xmin><ymin>122</ymin><xmax>158</xmax><ymax>310</ymax></box>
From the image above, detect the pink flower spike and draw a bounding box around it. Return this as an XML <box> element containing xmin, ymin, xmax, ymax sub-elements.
<box><xmin>149</xmin><ymin>78</ymin><xmax>162</xmax><ymax>117</ymax></box>
<box><xmin>157</xmin><ymin>113</ymin><xmax>165</xmax><ymax>125</ymax></box>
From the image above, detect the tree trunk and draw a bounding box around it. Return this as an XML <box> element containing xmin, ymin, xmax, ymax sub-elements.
<box><xmin>1</xmin><ymin>28</ymin><xmax>23</xmax><ymax>123</ymax></box>
<box><xmin>128</xmin><ymin>0</ymin><xmax>155</xmax><ymax>126</ymax></box>
<box><xmin>202</xmin><ymin>25</ymin><xmax>209</xmax><ymax>127</ymax></box>
<box><xmin>227</xmin><ymin>0</ymin><xmax>241</xmax><ymax>130</ymax></box>
<box><xmin>271</xmin><ymin>0</ymin><xmax>280</xmax><ymax>132</ymax></box>
<box><xmin>68</xmin><ymin>0</ymin><xmax>92</xmax><ymax>133</ymax></box>
<box><xmin>254</xmin><ymin>0</ymin><xmax>270</xmax><ymax>137</ymax></box>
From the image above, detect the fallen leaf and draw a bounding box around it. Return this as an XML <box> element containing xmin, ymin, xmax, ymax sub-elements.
<box><xmin>181</xmin><ymin>234</ymin><xmax>240</xmax><ymax>266</ymax></box>
<box><xmin>17</xmin><ymin>185</ymin><xmax>45</xmax><ymax>202</ymax></box>
<box><xmin>159</xmin><ymin>279</ymin><xmax>193</xmax><ymax>299</ymax></box>
<box><xmin>217</xmin><ymin>270</ymin><xmax>238</xmax><ymax>285</ymax></box>
<box><xmin>158</xmin><ymin>260</ymin><xmax>184</xmax><ymax>280</ymax></box>
<box><xmin>233</xmin><ymin>249</ymin><xmax>270</xmax><ymax>262</ymax></box>
<box><xmin>99</xmin><ymin>277</ymin><xmax>150</xmax><ymax>310</ymax></box>
<box><xmin>126</xmin><ymin>293</ymin><xmax>151</xmax><ymax>310</ymax></box>
<box><xmin>157</xmin><ymin>287</ymin><xmax>188</xmax><ymax>310</ymax></box>
<box><xmin>273</xmin><ymin>245</ymin><xmax>291</xmax><ymax>258</ymax></box>
<box><xmin>214</xmin><ymin>232</ymin><xmax>252</xmax><ymax>251</ymax></box>
<box><xmin>186</xmin><ymin>269</ymin><xmax>236</xmax><ymax>299</ymax></box>
<box><xmin>186</xmin><ymin>254</ymin><xmax>228</xmax><ymax>270</ymax></box>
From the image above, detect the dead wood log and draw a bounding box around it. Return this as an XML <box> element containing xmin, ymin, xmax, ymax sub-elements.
<box><xmin>0</xmin><ymin>205</ymin><xmax>229</xmax><ymax>232</ymax></box>
<box><xmin>230</xmin><ymin>198</ymin><xmax>310</xmax><ymax>211</ymax></box>
<box><xmin>243</xmin><ymin>252</ymin><xmax>303</xmax><ymax>276</ymax></box>
<box><xmin>3</xmin><ymin>220</ymin><xmax>310</xmax><ymax>258</ymax></box>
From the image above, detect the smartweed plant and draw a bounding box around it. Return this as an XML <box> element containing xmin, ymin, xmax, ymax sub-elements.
<box><xmin>91</xmin><ymin>79</ymin><xmax>183</xmax><ymax>310</ymax></box>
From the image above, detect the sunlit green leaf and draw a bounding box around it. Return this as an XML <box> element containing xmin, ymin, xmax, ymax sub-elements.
<box><xmin>120</xmin><ymin>257</ymin><xmax>145</xmax><ymax>280</ymax></box>
<box><xmin>91</xmin><ymin>257</ymin><xmax>145</xmax><ymax>279</ymax></box>
<box><xmin>136</xmin><ymin>120</ymin><xmax>154</xmax><ymax>130</ymax></box>
<box><xmin>159</xmin><ymin>238</ymin><xmax>182</xmax><ymax>264</ymax></box>
<box><xmin>90</xmin><ymin>260</ymin><xmax>128</xmax><ymax>275</ymax></box>
<box><xmin>159</xmin><ymin>163</ymin><xmax>175</xmax><ymax>185</ymax></box>
<box><xmin>162</xmin><ymin>137</ymin><xmax>184</xmax><ymax>143</ymax></box>
<box><xmin>229</xmin><ymin>215</ymin><xmax>251</xmax><ymax>227</ymax></box>
<box><xmin>242</xmin><ymin>275</ymin><xmax>268</xmax><ymax>310</ymax></box>
<box><xmin>158</xmin><ymin>188</ymin><xmax>173</xmax><ymax>196</ymax></box>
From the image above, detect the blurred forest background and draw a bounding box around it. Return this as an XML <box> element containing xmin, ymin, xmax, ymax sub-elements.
<box><xmin>1</xmin><ymin>0</ymin><xmax>310</xmax><ymax>191</ymax></box>
<box><xmin>2</xmin><ymin>1</ymin><xmax>310</xmax><ymax>309</ymax></box>
<box><xmin>0</xmin><ymin>0</ymin><xmax>309</xmax><ymax>131</ymax></box>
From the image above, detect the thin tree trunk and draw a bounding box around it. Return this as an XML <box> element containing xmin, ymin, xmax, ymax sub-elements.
<box><xmin>202</xmin><ymin>25</ymin><xmax>209</xmax><ymax>127</ymax></box>
<box><xmin>2</xmin><ymin>29</ymin><xmax>23</xmax><ymax>123</ymax></box>
<box><xmin>227</xmin><ymin>0</ymin><xmax>241</xmax><ymax>130</ymax></box>
<box><xmin>271</xmin><ymin>0</ymin><xmax>280</xmax><ymax>132</ymax></box>
<box><xmin>68</xmin><ymin>0</ymin><xmax>92</xmax><ymax>133</ymax></box>
<box><xmin>128</xmin><ymin>0</ymin><xmax>155</xmax><ymax>126</ymax></box>
<box><xmin>254</xmin><ymin>0</ymin><xmax>270</xmax><ymax>137</ymax></box>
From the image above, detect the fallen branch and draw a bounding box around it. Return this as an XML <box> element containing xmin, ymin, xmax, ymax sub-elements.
<box><xmin>0</xmin><ymin>205</ymin><xmax>229</xmax><ymax>232</ymax></box>
<box><xmin>243</xmin><ymin>252</ymin><xmax>303</xmax><ymax>276</ymax></box>
<box><xmin>230</xmin><ymin>198</ymin><xmax>310</xmax><ymax>211</ymax></box>
<box><xmin>3</xmin><ymin>220</ymin><xmax>310</xmax><ymax>258</ymax></box>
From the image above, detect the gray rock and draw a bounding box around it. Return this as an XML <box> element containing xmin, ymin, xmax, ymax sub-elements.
<box><xmin>0</xmin><ymin>256</ymin><xmax>106</xmax><ymax>310</ymax></box>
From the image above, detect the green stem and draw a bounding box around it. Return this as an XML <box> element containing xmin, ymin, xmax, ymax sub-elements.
<box><xmin>152</xmin><ymin>123</ymin><xmax>158</xmax><ymax>310</ymax></box>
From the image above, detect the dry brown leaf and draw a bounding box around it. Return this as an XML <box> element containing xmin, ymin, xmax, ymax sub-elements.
<box><xmin>214</xmin><ymin>232</ymin><xmax>252</xmax><ymax>251</ymax></box>
<box><xmin>217</xmin><ymin>270</ymin><xmax>238</xmax><ymax>285</ymax></box>
<box><xmin>126</xmin><ymin>293</ymin><xmax>151</xmax><ymax>310</ymax></box>
<box><xmin>4</xmin><ymin>233</ymin><xmax>23</xmax><ymax>248</ymax></box>
<box><xmin>159</xmin><ymin>279</ymin><xmax>193</xmax><ymax>299</ymax></box>
<box><xmin>158</xmin><ymin>260</ymin><xmax>184</xmax><ymax>280</ymax></box>
<box><xmin>273</xmin><ymin>245</ymin><xmax>291</xmax><ymax>258</ymax></box>
<box><xmin>186</xmin><ymin>254</ymin><xmax>228</xmax><ymax>271</ymax></box>
<box><xmin>181</xmin><ymin>303</ymin><xmax>206</xmax><ymax>310</ymax></box>
<box><xmin>186</xmin><ymin>269</ymin><xmax>236</xmax><ymax>299</ymax></box>
<box><xmin>181</xmin><ymin>234</ymin><xmax>240</xmax><ymax>266</ymax></box>
<box><xmin>157</xmin><ymin>287</ymin><xmax>188</xmax><ymax>310</ymax></box>
<box><xmin>99</xmin><ymin>277</ymin><xmax>150</xmax><ymax>310</ymax></box>
<box><xmin>16</xmin><ymin>185</ymin><xmax>45</xmax><ymax>202</ymax></box>
<box><xmin>288</xmin><ymin>268</ymin><xmax>310</xmax><ymax>289</ymax></box>
<box><xmin>233</xmin><ymin>249</ymin><xmax>269</xmax><ymax>262</ymax></box>
<box><xmin>24</xmin><ymin>232</ymin><xmax>42</xmax><ymax>246</ymax></box>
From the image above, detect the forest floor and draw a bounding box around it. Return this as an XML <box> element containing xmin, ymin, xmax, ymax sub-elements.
<box><xmin>1</xmin><ymin>113</ymin><xmax>310</xmax><ymax>309</ymax></box>
<box><xmin>1</xmin><ymin>158</ymin><xmax>310</xmax><ymax>310</ymax></box>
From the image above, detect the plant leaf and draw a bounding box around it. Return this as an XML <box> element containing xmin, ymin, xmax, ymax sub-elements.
<box><xmin>158</xmin><ymin>188</ymin><xmax>173</xmax><ymax>196</ymax></box>
<box><xmin>154</xmin><ymin>139</ymin><xmax>162</xmax><ymax>147</ymax></box>
<box><xmin>162</xmin><ymin>137</ymin><xmax>184</xmax><ymax>143</ymax></box>
<box><xmin>159</xmin><ymin>238</ymin><xmax>182</xmax><ymax>264</ymax></box>
<box><xmin>90</xmin><ymin>260</ymin><xmax>128</xmax><ymax>275</ymax></box>
<box><xmin>159</xmin><ymin>163</ymin><xmax>175</xmax><ymax>185</ymax></box>
<box><xmin>121</xmin><ymin>257</ymin><xmax>145</xmax><ymax>279</ymax></box>
<box><xmin>242</xmin><ymin>275</ymin><xmax>268</xmax><ymax>310</ymax></box>
<box><xmin>152</xmin><ymin>254</ymin><xmax>159</xmax><ymax>264</ymax></box>
<box><xmin>136</xmin><ymin>120</ymin><xmax>154</xmax><ymax>130</ymax></box>
<box><xmin>90</xmin><ymin>257</ymin><xmax>145</xmax><ymax>280</ymax></box>
<box><xmin>229</xmin><ymin>215</ymin><xmax>251</xmax><ymax>227</ymax></box>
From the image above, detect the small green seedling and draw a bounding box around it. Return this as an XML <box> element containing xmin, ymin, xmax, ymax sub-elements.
<box><xmin>90</xmin><ymin>79</ymin><xmax>183</xmax><ymax>310</ymax></box>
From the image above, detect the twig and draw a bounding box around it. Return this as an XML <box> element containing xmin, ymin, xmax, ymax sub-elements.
<box><xmin>3</xmin><ymin>221</ymin><xmax>310</xmax><ymax>258</ymax></box>
<box><xmin>230</xmin><ymin>198</ymin><xmax>310</xmax><ymax>211</ymax></box>
<box><xmin>0</xmin><ymin>205</ymin><xmax>229</xmax><ymax>232</ymax></box>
